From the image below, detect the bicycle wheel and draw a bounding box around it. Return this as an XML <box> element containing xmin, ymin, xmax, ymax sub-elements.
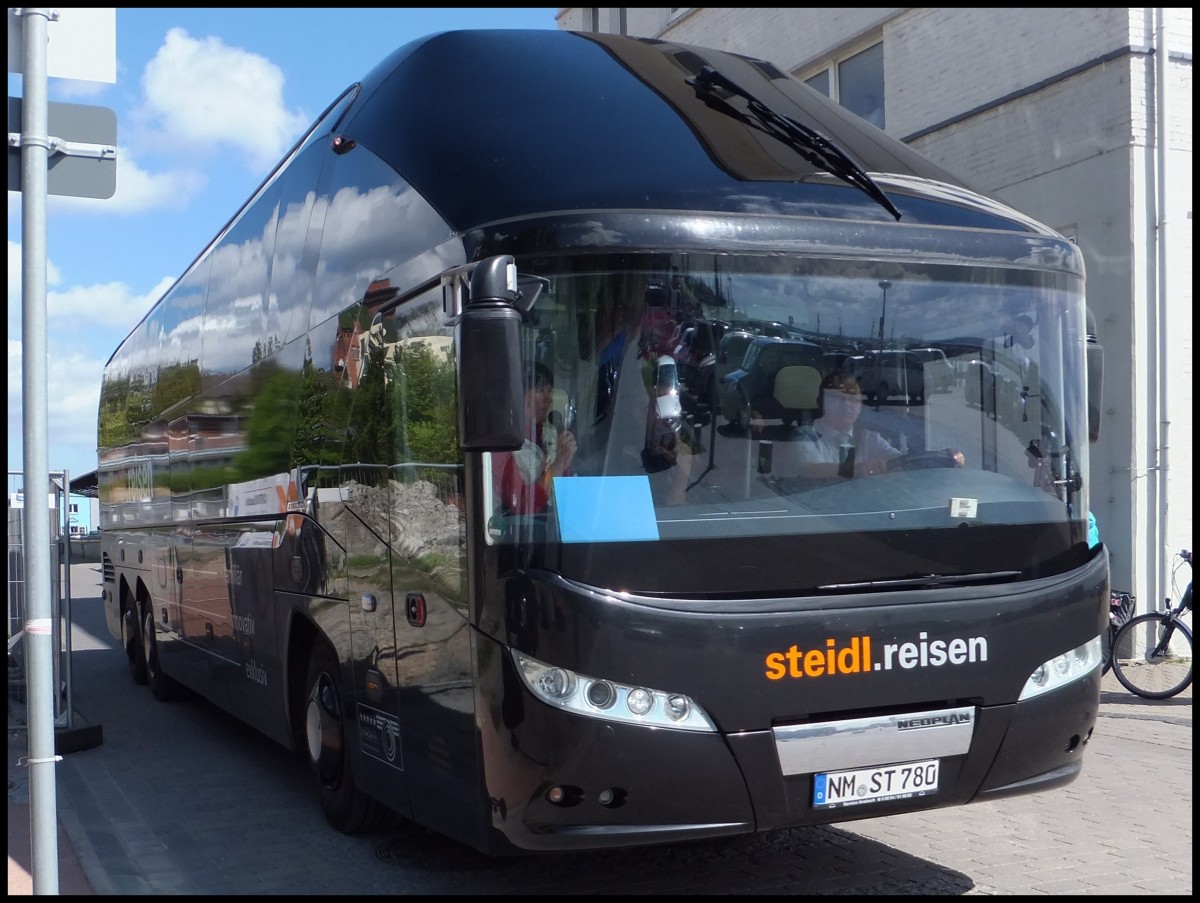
<box><xmin>1110</xmin><ymin>613</ymin><xmax>1193</xmax><ymax>699</ymax></box>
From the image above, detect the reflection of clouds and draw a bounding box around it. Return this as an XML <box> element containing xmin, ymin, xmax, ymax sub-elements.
<box><xmin>568</xmin><ymin>220</ymin><xmax>625</xmax><ymax>247</ymax></box>
<box><xmin>163</xmin><ymin>313</ymin><xmax>204</xmax><ymax>365</ymax></box>
<box><xmin>199</xmin><ymin>209</ymin><xmax>275</xmax><ymax>374</ymax></box>
<box><xmin>153</xmin><ymin>177</ymin><xmax>451</xmax><ymax>376</ymax></box>
<box><xmin>731</xmin><ymin>272</ymin><xmax>1043</xmax><ymax>344</ymax></box>
<box><xmin>209</xmin><ymin>235</ymin><xmax>272</xmax><ymax>307</ymax></box>
<box><xmin>723</xmin><ymin>192</ymin><xmax>881</xmax><ymax>220</ymax></box>
<box><xmin>308</xmin><ymin>183</ymin><xmax>449</xmax><ymax>329</ymax></box>
<box><xmin>276</xmin><ymin>191</ymin><xmax>319</xmax><ymax>252</ymax></box>
<box><xmin>267</xmin><ymin>190</ymin><xmax>321</xmax><ymax>344</ymax></box>
<box><xmin>105</xmin><ymin>175</ymin><xmax>454</xmax><ymax>397</ymax></box>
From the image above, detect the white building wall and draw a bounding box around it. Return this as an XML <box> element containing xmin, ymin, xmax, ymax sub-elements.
<box><xmin>651</xmin><ymin>8</ymin><xmax>897</xmax><ymax>72</ymax></box>
<box><xmin>558</xmin><ymin>7</ymin><xmax>1193</xmax><ymax>607</ymax></box>
<box><xmin>883</xmin><ymin>9</ymin><xmax>1135</xmax><ymax>137</ymax></box>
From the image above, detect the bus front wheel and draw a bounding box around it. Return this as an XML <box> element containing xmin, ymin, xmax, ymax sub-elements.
<box><xmin>303</xmin><ymin>641</ymin><xmax>395</xmax><ymax>834</ymax></box>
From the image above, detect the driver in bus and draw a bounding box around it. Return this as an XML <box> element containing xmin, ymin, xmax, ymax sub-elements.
<box><xmin>493</xmin><ymin>361</ymin><xmax>577</xmax><ymax>514</ymax></box>
<box><xmin>774</xmin><ymin>371</ymin><xmax>903</xmax><ymax>479</ymax></box>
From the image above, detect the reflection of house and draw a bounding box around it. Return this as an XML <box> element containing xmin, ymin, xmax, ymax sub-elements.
<box><xmin>333</xmin><ymin>278</ymin><xmax>454</xmax><ymax>389</ymax></box>
<box><xmin>332</xmin><ymin>311</ymin><xmax>368</xmax><ymax>388</ymax></box>
<box><xmin>187</xmin><ymin>413</ymin><xmax>247</xmax><ymax>468</ymax></box>
<box><xmin>332</xmin><ymin>278</ymin><xmax>401</xmax><ymax>388</ymax></box>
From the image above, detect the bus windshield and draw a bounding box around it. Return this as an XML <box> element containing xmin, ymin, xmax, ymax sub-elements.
<box><xmin>484</xmin><ymin>253</ymin><xmax>1089</xmax><ymax>592</ymax></box>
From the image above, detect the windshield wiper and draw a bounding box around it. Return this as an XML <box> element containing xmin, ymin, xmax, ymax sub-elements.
<box><xmin>819</xmin><ymin>570</ymin><xmax>1021</xmax><ymax>591</ymax></box>
<box><xmin>686</xmin><ymin>65</ymin><xmax>902</xmax><ymax>221</ymax></box>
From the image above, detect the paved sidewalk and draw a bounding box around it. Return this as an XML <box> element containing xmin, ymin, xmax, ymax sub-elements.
<box><xmin>10</xmin><ymin>670</ymin><xmax>1189</xmax><ymax>895</ymax></box>
<box><xmin>8</xmin><ymin>726</ymin><xmax>94</xmax><ymax>895</ymax></box>
<box><xmin>7</xmin><ymin>563</ymin><xmax>1192</xmax><ymax>895</ymax></box>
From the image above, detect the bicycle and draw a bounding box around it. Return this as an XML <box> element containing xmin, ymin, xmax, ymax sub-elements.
<box><xmin>1109</xmin><ymin>549</ymin><xmax>1193</xmax><ymax>699</ymax></box>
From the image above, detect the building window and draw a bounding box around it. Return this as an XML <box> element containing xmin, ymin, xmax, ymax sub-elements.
<box><xmin>805</xmin><ymin>69</ymin><xmax>830</xmax><ymax>97</ymax></box>
<box><xmin>803</xmin><ymin>41</ymin><xmax>884</xmax><ymax>128</ymax></box>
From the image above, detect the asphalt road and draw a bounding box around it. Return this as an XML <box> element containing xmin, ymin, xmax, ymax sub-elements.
<box><xmin>9</xmin><ymin>563</ymin><xmax>1192</xmax><ymax>894</ymax></box>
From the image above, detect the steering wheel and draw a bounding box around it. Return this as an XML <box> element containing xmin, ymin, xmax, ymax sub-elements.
<box><xmin>890</xmin><ymin>450</ymin><xmax>963</xmax><ymax>471</ymax></box>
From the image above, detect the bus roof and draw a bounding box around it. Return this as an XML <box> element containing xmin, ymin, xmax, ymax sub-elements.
<box><xmin>341</xmin><ymin>29</ymin><xmax>1055</xmax><ymax>237</ymax></box>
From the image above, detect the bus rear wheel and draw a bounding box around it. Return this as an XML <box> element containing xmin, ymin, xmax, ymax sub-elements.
<box><xmin>123</xmin><ymin>602</ymin><xmax>148</xmax><ymax>686</ymax></box>
<box><xmin>303</xmin><ymin>641</ymin><xmax>396</xmax><ymax>834</ymax></box>
<box><xmin>142</xmin><ymin>605</ymin><xmax>178</xmax><ymax>701</ymax></box>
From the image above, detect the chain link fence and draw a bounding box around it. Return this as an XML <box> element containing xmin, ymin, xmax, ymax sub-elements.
<box><xmin>7</xmin><ymin>470</ymin><xmax>74</xmax><ymax>732</ymax></box>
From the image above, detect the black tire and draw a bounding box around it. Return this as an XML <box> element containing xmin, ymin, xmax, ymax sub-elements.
<box><xmin>303</xmin><ymin>641</ymin><xmax>397</xmax><ymax>834</ymax></box>
<box><xmin>124</xmin><ymin>602</ymin><xmax>149</xmax><ymax>686</ymax></box>
<box><xmin>734</xmin><ymin>403</ymin><xmax>751</xmax><ymax>434</ymax></box>
<box><xmin>1110</xmin><ymin>613</ymin><xmax>1193</xmax><ymax>699</ymax></box>
<box><xmin>1100</xmin><ymin>624</ymin><xmax>1116</xmax><ymax>676</ymax></box>
<box><xmin>142</xmin><ymin>604</ymin><xmax>179</xmax><ymax>701</ymax></box>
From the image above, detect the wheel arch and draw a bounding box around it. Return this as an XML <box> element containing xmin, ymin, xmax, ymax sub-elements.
<box><xmin>286</xmin><ymin>612</ymin><xmax>321</xmax><ymax>752</ymax></box>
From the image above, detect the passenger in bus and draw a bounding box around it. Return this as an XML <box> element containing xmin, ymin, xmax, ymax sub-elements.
<box><xmin>493</xmin><ymin>362</ymin><xmax>577</xmax><ymax>515</ymax></box>
<box><xmin>773</xmin><ymin>371</ymin><xmax>902</xmax><ymax>479</ymax></box>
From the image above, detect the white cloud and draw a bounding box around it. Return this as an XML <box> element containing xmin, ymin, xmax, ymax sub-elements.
<box><xmin>140</xmin><ymin>28</ymin><xmax>310</xmax><ymax>173</ymax></box>
<box><xmin>48</xmin><ymin>277</ymin><xmax>173</xmax><ymax>336</ymax></box>
<box><xmin>8</xmin><ymin>337</ymin><xmax>104</xmax><ymax>475</ymax></box>
<box><xmin>9</xmin><ymin>238</ymin><xmax>174</xmax><ymax>474</ymax></box>
<box><xmin>53</xmin><ymin>145</ymin><xmax>207</xmax><ymax>214</ymax></box>
<box><xmin>9</xmin><ymin>148</ymin><xmax>207</xmax><ymax>216</ymax></box>
<box><xmin>7</xmin><ymin>239</ymin><xmax>62</xmax><ymax>339</ymax></box>
<box><xmin>47</xmin><ymin>77</ymin><xmax>109</xmax><ymax>101</ymax></box>
<box><xmin>9</xmin><ymin>239</ymin><xmax>170</xmax><ymax>339</ymax></box>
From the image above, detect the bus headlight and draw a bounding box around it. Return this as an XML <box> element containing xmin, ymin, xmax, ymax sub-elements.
<box><xmin>534</xmin><ymin>667</ymin><xmax>576</xmax><ymax>700</ymax></box>
<box><xmin>512</xmin><ymin>651</ymin><xmax>717</xmax><ymax>732</ymax></box>
<box><xmin>1018</xmin><ymin>636</ymin><xmax>1101</xmax><ymax>701</ymax></box>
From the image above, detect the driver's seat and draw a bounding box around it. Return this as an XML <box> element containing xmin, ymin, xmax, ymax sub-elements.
<box><xmin>773</xmin><ymin>365</ymin><xmax>822</xmax><ymax>426</ymax></box>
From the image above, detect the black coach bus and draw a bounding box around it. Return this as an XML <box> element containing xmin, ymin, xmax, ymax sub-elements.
<box><xmin>98</xmin><ymin>29</ymin><xmax>1109</xmax><ymax>855</ymax></box>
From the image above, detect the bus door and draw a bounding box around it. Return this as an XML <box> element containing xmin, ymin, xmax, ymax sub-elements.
<box><xmin>174</xmin><ymin>412</ymin><xmax>242</xmax><ymax>709</ymax></box>
<box><xmin>157</xmin><ymin>415</ymin><xmax>200</xmax><ymax>688</ymax></box>
<box><xmin>223</xmin><ymin>518</ymin><xmax>281</xmax><ymax>735</ymax></box>
<box><xmin>341</xmin><ymin>477</ymin><xmax>412</xmax><ymax>820</ymax></box>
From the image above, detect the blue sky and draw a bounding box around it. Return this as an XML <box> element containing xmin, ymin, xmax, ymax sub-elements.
<box><xmin>7</xmin><ymin>8</ymin><xmax>560</xmax><ymax>481</ymax></box>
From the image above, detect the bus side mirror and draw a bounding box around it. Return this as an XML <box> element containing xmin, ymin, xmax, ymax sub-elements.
<box><xmin>1086</xmin><ymin>307</ymin><xmax>1103</xmax><ymax>443</ymax></box>
<box><xmin>458</xmin><ymin>256</ymin><xmax>525</xmax><ymax>451</ymax></box>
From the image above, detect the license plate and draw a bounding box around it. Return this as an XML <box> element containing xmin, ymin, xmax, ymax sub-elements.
<box><xmin>813</xmin><ymin>759</ymin><xmax>939</xmax><ymax>808</ymax></box>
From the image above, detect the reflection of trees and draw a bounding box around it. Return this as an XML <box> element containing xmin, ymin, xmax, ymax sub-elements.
<box><xmin>100</xmin><ymin>321</ymin><xmax>462</xmax><ymax>485</ymax></box>
<box><xmin>398</xmin><ymin>342</ymin><xmax>458</xmax><ymax>467</ymax></box>
<box><xmin>235</xmin><ymin>362</ymin><xmax>299</xmax><ymax>480</ymax></box>
<box><xmin>252</xmin><ymin>336</ymin><xmax>284</xmax><ymax>363</ymax></box>
<box><xmin>344</xmin><ymin>337</ymin><xmax>459</xmax><ymax>468</ymax></box>
<box><xmin>99</xmin><ymin>360</ymin><xmax>202</xmax><ymax>449</ymax></box>
<box><xmin>348</xmin><ymin>341</ymin><xmax>391</xmax><ymax>465</ymax></box>
<box><xmin>153</xmin><ymin>361</ymin><xmax>202</xmax><ymax>418</ymax></box>
<box><xmin>293</xmin><ymin>343</ymin><xmax>350</xmax><ymax>470</ymax></box>
<box><xmin>98</xmin><ymin>373</ymin><xmax>133</xmax><ymax>449</ymax></box>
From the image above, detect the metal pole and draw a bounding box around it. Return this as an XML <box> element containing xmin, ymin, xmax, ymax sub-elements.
<box><xmin>18</xmin><ymin>8</ymin><xmax>62</xmax><ymax>895</ymax></box>
<box><xmin>877</xmin><ymin>279</ymin><xmax>891</xmax><ymax>352</ymax></box>
<box><xmin>58</xmin><ymin>470</ymin><xmax>74</xmax><ymax>730</ymax></box>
